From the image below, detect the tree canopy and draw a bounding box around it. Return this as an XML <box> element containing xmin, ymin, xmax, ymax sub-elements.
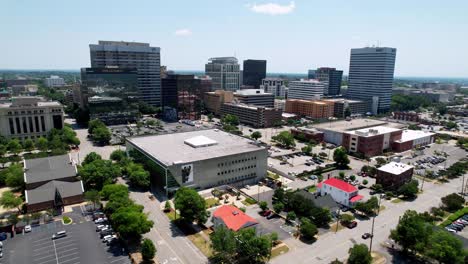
<box><xmin>2</xmin><ymin>163</ymin><xmax>25</xmax><ymax>189</ymax></box>
<box><xmin>79</xmin><ymin>159</ymin><xmax>121</xmax><ymax>190</ymax></box>
<box><xmin>174</xmin><ymin>187</ymin><xmax>209</xmax><ymax>224</ymax></box>
<box><xmin>333</xmin><ymin>147</ymin><xmax>349</xmax><ymax>168</ymax></box>
<box><xmin>111</xmin><ymin>205</ymin><xmax>153</xmax><ymax>240</ymax></box>
<box><xmin>83</xmin><ymin>152</ymin><xmax>102</xmax><ymax>165</ymax></box>
<box><xmin>0</xmin><ymin>191</ymin><xmax>23</xmax><ymax>212</ymax></box>
<box><xmin>141</xmin><ymin>238</ymin><xmax>156</xmax><ymax>261</ymax></box>
<box><xmin>299</xmin><ymin>218</ymin><xmax>318</xmax><ymax>240</ymax></box>
<box><xmin>390</xmin><ymin>210</ymin><xmax>433</xmax><ymax>253</ymax></box>
<box><xmin>348</xmin><ymin>244</ymin><xmax>372</xmax><ymax>264</ymax></box>
<box><xmin>272</xmin><ymin>131</ymin><xmax>296</xmax><ymax>148</ymax></box>
<box><xmin>100</xmin><ymin>184</ymin><xmax>128</xmax><ymax>200</ymax></box>
<box><xmin>397</xmin><ymin>179</ymin><xmax>419</xmax><ymax>199</ymax></box>
<box><xmin>251</xmin><ymin>131</ymin><xmax>262</xmax><ymax>140</ymax></box>
<box><xmin>425</xmin><ymin>229</ymin><xmax>465</xmax><ymax>264</ymax></box>
<box><xmin>126</xmin><ymin>162</ymin><xmax>150</xmax><ymax>189</ymax></box>
<box><xmin>441</xmin><ymin>193</ymin><xmax>465</xmax><ymax>212</ymax></box>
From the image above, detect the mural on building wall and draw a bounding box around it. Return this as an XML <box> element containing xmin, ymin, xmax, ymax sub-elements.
<box><xmin>181</xmin><ymin>164</ymin><xmax>194</xmax><ymax>183</ymax></box>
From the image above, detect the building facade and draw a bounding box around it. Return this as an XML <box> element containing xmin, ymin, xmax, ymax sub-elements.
<box><xmin>203</xmin><ymin>90</ymin><xmax>234</xmax><ymax>115</ymax></box>
<box><xmin>220</xmin><ymin>103</ymin><xmax>282</xmax><ymax>128</ymax></box>
<box><xmin>315</xmin><ymin>67</ymin><xmax>343</xmax><ymax>96</ymax></box>
<box><xmin>285</xmin><ymin>99</ymin><xmax>334</xmax><ymax>119</ymax></box>
<box><xmin>213</xmin><ymin>205</ymin><xmax>258</xmax><ymax>231</ymax></box>
<box><xmin>161</xmin><ymin>74</ymin><xmax>203</xmax><ymax>121</ymax></box>
<box><xmin>376</xmin><ymin>162</ymin><xmax>413</xmax><ymax>189</ymax></box>
<box><xmin>89</xmin><ymin>41</ymin><xmax>161</xmax><ymax>106</ymax></box>
<box><xmin>44</xmin><ymin>76</ymin><xmax>65</xmax><ymax>87</ymax></box>
<box><xmin>290</xmin><ymin>127</ymin><xmax>324</xmax><ymax>143</ymax></box>
<box><xmin>317</xmin><ymin>178</ymin><xmax>363</xmax><ymax>207</ymax></box>
<box><xmin>288</xmin><ymin>79</ymin><xmax>325</xmax><ymax>100</ymax></box>
<box><xmin>260</xmin><ymin>78</ymin><xmax>288</xmax><ymax>98</ymax></box>
<box><xmin>126</xmin><ymin>129</ymin><xmax>268</xmax><ymax>195</ymax></box>
<box><xmin>205</xmin><ymin>57</ymin><xmax>240</xmax><ymax>91</ymax></box>
<box><xmin>233</xmin><ymin>89</ymin><xmax>274</xmax><ymax>108</ymax></box>
<box><xmin>392</xmin><ymin>130</ymin><xmax>435</xmax><ymax>152</ymax></box>
<box><xmin>80</xmin><ymin>67</ymin><xmax>139</xmax><ymax>125</ymax></box>
<box><xmin>307</xmin><ymin>70</ymin><xmax>316</xmax><ymax>79</ymax></box>
<box><xmin>342</xmin><ymin>126</ymin><xmax>402</xmax><ymax>157</ymax></box>
<box><xmin>392</xmin><ymin>111</ymin><xmax>420</xmax><ymax>122</ymax></box>
<box><xmin>346</xmin><ymin>47</ymin><xmax>397</xmax><ymax>114</ymax></box>
<box><xmin>0</xmin><ymin>97</ymin><xmax>64</xmax><ymax>140</ymax></box>
<box><xmin>322</xmin><ymin>98</ymin><xmax>368</xmax><ymax>118</ymax></box>
<box><xmin>242</xmin><ymin>60</ymin><xmax>266</xmax><ymax>89</ymax></box>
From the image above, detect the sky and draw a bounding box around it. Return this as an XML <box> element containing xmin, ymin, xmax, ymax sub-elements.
<box><xmin>1</xmin><ymin>0</ymin><xmax>468</xmax><ymax>77</ymax></box>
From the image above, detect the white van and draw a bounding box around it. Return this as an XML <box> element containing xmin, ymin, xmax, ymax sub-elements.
<box><xmin>52</xmin><ymin>230</ymin><xmax>67</xmax><ymax>239</ymax></box>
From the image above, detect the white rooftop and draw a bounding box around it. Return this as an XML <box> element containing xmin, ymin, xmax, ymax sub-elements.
<box><xmin>378</xmin><ymin>162</ymin><xmax>413</xmax><ymax>175</ymax></box>
<box><xmin>184</xmin><ymin>135</ymin><xmax>218</xmax><ymax>148</ymax></box>
<box><xmin>347</xmin><ymin>126</ymin><xmax>401</xmax><ymax>137</ymax></box>
<box><xmin>397</xmin><ymin>130</ymin><xmax>435</xmax><ymax>143</ymax></box>
<box><xmin>127</xmin><ymin>129</ymin><xmax>266</xmax><ymax>166</ymax></box>
<box><xmin>235</xmin><ymin>89</ymin><xmax>271</xmax><ymax>96</ymax></box>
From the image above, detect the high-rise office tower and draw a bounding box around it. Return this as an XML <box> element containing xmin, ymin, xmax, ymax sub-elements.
<box><xmin>243</xmin><ymin>60</ymin><xmax>266</xmax><ymax>88</ymax></box>
<box><xmin>315</xmin><ymin>67</ymin><xmax>343</xmax><ymax>96</ymax></box>
<box><xmin>161</xmin><ymin>74</ymin><xmax>202</xmax><ymax>121</ymax></box>
<box><xmin>346</xmin><ymin>47</ymin><xmax>397</xmax><ymax>114</ymax></box>
<box><xmin>89</xmin><ymin>41</ymin><xmax>161</xmax><ymax>106</ymax></box>
<box><xmin>288</xmin><ymin>79</ymin><xmax>325</xmax><ymax>100</ymax></box>
<box><xmin>205</xmin><ymin>57</ymin><xmax>240</xmax><ymax>91</ymax></box>
<box><xmin>307</xmin><ymin>70</ymin><xmax>316</xmax><ymax>79</ymax></box>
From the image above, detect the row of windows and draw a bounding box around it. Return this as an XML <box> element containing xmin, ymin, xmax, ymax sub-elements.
<box><xmin>217</xmin><ymin>173</ymin><xmax>256</xmax><ymax>185</ymax></box>
<box><xmin>217</xmin><ymin>165</ymin><xmax>257</xmax><ymax>176</ymax></box>
<box><xmin>9</xmin><ymin>116</ymin><xmax>46</xmax><ymax>135</ymax></box>
<box><xmin>217</xmin><ymin>156</ymin><xmax>257</xmax><ymax>167</ymax></box>
<box><xmin>7</xmin><ymin>109</ymin><xmax>45</xmax><ymax>115</ymax></box>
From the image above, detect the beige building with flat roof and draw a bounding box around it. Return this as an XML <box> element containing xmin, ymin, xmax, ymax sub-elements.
<box><xmin>0</xmin><ymin>97</ymin><xmax>64</xmax><ymax>140</ymax></box>
<box><xmin>203</xmin><ymin>90</ymin><xmax>234</xmax><ymax>115</ymax></box>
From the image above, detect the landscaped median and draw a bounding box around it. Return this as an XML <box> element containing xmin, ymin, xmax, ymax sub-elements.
<box><xmin>439</xmin><ymin>207</ymin><xmax>468</xmax><ymax>227</ymax></box>
<box><xmin>62</xmin><ymin>216</ymin><xmax>72</xmax><ymax>225</ymax></box>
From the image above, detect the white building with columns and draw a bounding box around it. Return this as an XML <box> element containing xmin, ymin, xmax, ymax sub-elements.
<box><xmin>0</xmin><ymin>97</ymin><xmax>64</xmax><ymax>140</ymax></box>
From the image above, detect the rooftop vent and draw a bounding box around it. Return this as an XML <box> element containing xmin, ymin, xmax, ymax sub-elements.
<box><xmin>184</xmin><ymin>135</ymin><xmax>218</xmax><ymax>148</ymax></box>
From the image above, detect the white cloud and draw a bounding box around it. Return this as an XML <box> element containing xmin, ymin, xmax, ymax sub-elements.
<box><xmin>174</xmin><ymin>29</ymin><xmax>192</xmax><ymax>36</ymax></box>
<box><xmin>248</xmin><ymin>1</ymin><xmax>295</xmax><ymax>15</ymax></box>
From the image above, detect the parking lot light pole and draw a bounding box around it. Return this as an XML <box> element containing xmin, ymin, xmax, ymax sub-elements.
<box><xmin>369</xmin><ymin>194</ymin><xmax>383</xmax><ymax>253</ymax></box>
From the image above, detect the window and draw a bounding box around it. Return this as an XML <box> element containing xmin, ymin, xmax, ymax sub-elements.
<box><xmin>8</xmin><ymin>118</ymin><xmax>14</xmax><ymax>134</ymax></box>
<box><xmin>40</xmin><ymin>116</ymin><xmax>46</xmax><ymax>131</ymax></box>
<box><xmin>15</xmin><ymin>118</ymin><xmax>21</xmax><ymax>134</ymax></box>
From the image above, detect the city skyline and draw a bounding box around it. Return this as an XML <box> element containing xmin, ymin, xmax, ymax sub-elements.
<box><xmin>1</xmin><ymin>0</ymin><xmax>468</xmax><ymax>77</ymax></box>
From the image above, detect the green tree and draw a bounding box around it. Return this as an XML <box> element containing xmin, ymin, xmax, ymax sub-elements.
<box><xmin>141</xmin><ymin>238</ymin><xmax>156</xmax><ymax>261</ymax></box>
<box><xmin>299</xmin><ymin>218</ymin><xmax>318</xmax><ymax>240</ymax></box>
<box><xmin>272</xmin><ymin>131</ymin><xmax>296</xmax><ymax>148</ymax></box>
<box><xmin>7</xmin><ymin>139</ymin><xmax>22</xmax><ymax>155</ymax></box>
<box><xmin>84</xmin><ymin>190</ymin><xmax>101</xmax><ymax>210</ymax></box>
<box><xmin>221</xmin><ymin>114</ymin><xmax>239</xmax><ymax>126</ymax></box>
<box><xmin>441</xmin><ymin>193</ymin><xmax>465</xmax><ymax>212</ymax></box>
<box><xmin>273</xmin><ymin>202</ymin><xmax>284</xmax><ymax>213</ymax></box>
<box><xmin>0</xmin><ymin>191</ymin><xmax>23</xmax><ymax>212</ymax></box>
<box><xmin>36</xmin><ymin>137</ymin><xmax>49</xmax><ymax>152</ymax></box>
<box><xmin>236</xmin><ymin>228</ymin><xmax>272</xmax><ymax>264</ymax></box>
<box><xmin>104</xmin><ymin>194</ymin><xmax>134</xmax><ymax>214</ymax></box>
<box><xmin>344</xmin><ymin>107</ymin><xmax>351</xmax><ymax>118</ymax></box>
<box><xmin>126</xmin><ymin>163</ymin><xmax>150</xmax><ymax>189</ymax></box>
<box><xmin>7</xmin><ymin>213</ymin><xmax>19</xmax><ymax>225</ymax></box>
<box><xmin>174</xmin><ymin>187</ymin><xmax>209</xmax><ymax>224</ymax></box>
<box><xmin>362</xmin><ymin>179</ymin><xmax>368</xmax><ymax>185</ymax></box>
<box><xmin>251</xmin><ymin>131</ymin><xmax>262</xmax><ymax>140</ymax></box>
<box><xmin>207</xmin><ymin>113</ymin><xmax>214</xmax><ymax>122</ymax></box>
<box><xmin>425</xmin><ymin>229</ymin><xmax>465</xmax><ymax>264</ymax></box>
<box><xmin>390</xmin><ymin>210</ymin><xmax>432</xmax><ymax>253</ymax></box>
<box><xmin>349</xmin><ymin>175</ymin><xmax>356</xmax><ymax>181</ymax></box>
<box><xmin>338</xmin><ymin>171</ymin><xmax>345</xmax><ymax>179</ymax></box>
<box><xmin>100</xmin><ymin>184</ymin><xmax>128</xmax><ymax>200</ymax></box>
<box><xmin>79</xmin><ymin>159</ymin><xmax>121</xmax><ymax>190</ymax></box>
<box><xmin>4</xmin><ymin>163</ymin><xmax>25</xmax><ymax>189</ymax></box>
<box><xmin>355</xmin><ymin>196</ymin><xmax>379</xmax><ymax>216</ymax></box>
<box><xmin>210</xmin><ymin>226</ymin><xmax>237</xmax><ymax>263</ymax></box>
<box><xmin>259</xmin><ymin>201</ymin><xmax>268</xmax><ymax>211</ymax></box>
<box><xmin>398</xmin><ymin>179</ymin><xmax>419</xmax><ymax>199</ymax></box>
<box><xmin>339</xmin><ymin>214</ymin><xmax>355</xmax><ymax>225</ymax></box>
<box><xmin>23</xmin><ymin>139</ymin><xmax>35</xmax><ymax>152</ymax></box>
<box><xmin>92</xmin><ymin>126</ymin><xmax>111</xmax><ymax>145</ymax></box>
<box><xmin>333</xmin><ymin>147</ymin><xmax>349</xmax><ymax>168</ymax></box>
<box><xmin>110</xmin><ymin>149</ymin><xmax>126</xmax><ymax>162</ymax></box>
<box><xmin>375</xmin><ymin>157</ymin><xmax>387</xmax><ymax>167</ymax></box>
<box><xmin>348</xmin><ymin>244</ymin><xmax>372</xmax><ymax>264</ymax></box>
<box><xmin>273</xmin><ymin>188</ymin><xmax>285</xmax><ymax>203</ymax></box>
<box><xmin>111</xmin><ymin>206</ymin><xmax>153</xmax><ymax>240</ymax></box>
<box><xmin>286</xmin><ymin>211</ymin><xmax>296</xmax><ymax>222</ymax></box>
<box><xmin>330</xmin><ymin>259</ymin><xmax>344</xmax><ymax>264</ymax></box>
<box><xmin>88</xmin><ymin>119</ymin><xmax>106</xmax><ymax>134</ymax></box>
<box><xmin>408</xmin><ymin>124</ymin><xmax>421</xmax><ymax>130</ymax></box>
<box><xmin>82</xmin><ymin>152</ymin><xmax>102</xmax><ymax>165</ymax></box>
<box><xmin>301</xmin><ymin>144</ymin><xmax>312</xmax><ymax>155</ymax></box>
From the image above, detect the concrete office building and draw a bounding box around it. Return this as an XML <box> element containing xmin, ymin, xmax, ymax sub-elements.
<box><xmin>377</xmin><ymin>162</ymin><xmax>414</xmax><ymax>189</ymax></box>
<box><xmin>322</xmin><ymin>98</ymin><xmax>368</xmax><ymax>118</ymax></box>
<box><xmin>203</xmin><ymin>90</ymin><xmax>234</xmax><ymax>115</ymax></box>
<box><xmin>347</xmin><ymin>47</ymin><xmax>397</xmax><ymax>114</ymax></box>
<box><xmin>288</xmin><ymin>79</ymin><xmax>325</xmax><ymax>100</ymax></box>
<box><xmin>0</xmin><ymin>97</ymin><xmax>64</xmax><ymax>140</ymax></box>
<box><xmin>243</xmin><ymin>60</ymin><xmax>266</xmax><ymax>89</ymax></box>
<box><xmin>44</xmin><ymin>76</ymin><xmax>65</xmax><ymax>87</ymax></box>
<box><xmin>220</xmin><ymin>103</ymin><xmax>282</xmax><ymax>128</ymax></box>
<box><xmin>126</xmin><ymin>129</ymin><xmax>268</xmax><ymax>195</ymax></box>
<box><xmin>11</xmin><ymin>84</ymin><xmax>38</xmax><ymax>96</ymax></box>
<box><xmin>233</xmin><ymin>89</ymin><xmax>274</xmax><ymax>108</ymax></box>
<box><xmin>392</xmin><ymin>130</ymin><xmax>435</xmax><ymax>152</ymax></box>
<box><xmin>205</xmin><ymin>57</ymin><xmax>240</xmax><ymax>91</ymax></box>
<box><xmin>315</xmin><ymin>67</ymin><xmax>343</xmax><ymax>96</ymax></box>
<box><xmin>307</xmin><ymin>70</ymin><xmax>316</xmax><ymax>79</ymax></box>
<box><xmin>285</xmin><ymin>99</ymin><xmax>334</xmax><ymax>119</ymax></box>
<box><xmin>89</xmin><ymin>41</ymin><xmax>161</xmax><ymax>106</ymax></box>
<box><xmin>260</xmin><ymin>78</ymin><xmax>288</xmax><ymax>98</ymax></box>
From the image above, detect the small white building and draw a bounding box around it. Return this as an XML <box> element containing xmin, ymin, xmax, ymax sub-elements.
<box><xmin>317</xmin><ymin>178</ymin><xmax>363</xmax><ymax>207</ymax></box>
<box><xmin>44</xmin><ymin>75</ymin><xmax>65</xmax><ymax>87</ymax></box>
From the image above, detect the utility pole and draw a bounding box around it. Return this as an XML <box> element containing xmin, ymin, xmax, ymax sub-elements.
<box><xmin>369</xmin><ymin>194</ymin><xmax>383</xmax><ymax>252</ymax></box>
<box><xmin>335</xmin><ymin>208</ymin><xmax>341</xmax><ymax>233</ymax></box>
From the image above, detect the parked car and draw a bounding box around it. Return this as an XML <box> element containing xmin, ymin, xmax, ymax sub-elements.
<box><xmin>445</xmin><ymin>227</ymin><xmax>457</xmax><ymax>233</ymax></box>
<box><xmin>362</xmin><ymin>233</ymin><xmax>373</xmax><ymax>239</ymax></box>
<box><xmin>266</xmin><ymin>212</ymin><xmax>276</xmax><ymax>219</ymax></box>
<box><xmin>102</xmin><ymin>235</ymin><xmax>113</xmax><ymax>242</ymax></box>
<box><xmin>94</xmin><ymin>218</ymin><xmax>107</xmax><ymax>224</ymax></box>
<box><xmin>346</xmin><ymin>221</ymin><xmax>358</xmax><ymax>229</ymax></box>
<box><xmin>100</xmin><ymin>229</ymin><xmax>114</xmax><ymax>238</ymax></box>
<box><xmin>96</xmin><ymin>224</ymin><xmax>107</xmax><ymax>232</ymax></box>
<box><xmin>52</xmin><ymin>231</ymin><xmax>67</xmax><ymax>240</ymax></box>
<box><xmin>262</xmin><ymin>210</ymin><xmax>272</xmax><ymax>217</ymax></box>
<box><xmin>24</xmin><ymin>225</ymin><xmax>32</xmax><ymax>233</ymax></box>
<box><xmin>0</xmin><ymin>233</ymin><xmax>6</xmax><ymax>241</ymax></box>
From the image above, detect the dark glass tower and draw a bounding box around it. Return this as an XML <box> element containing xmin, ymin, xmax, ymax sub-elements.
<box><xmin>242</xmin><ymin>60</ymin><xmax>267</xmax><ymax>88</ymax></box>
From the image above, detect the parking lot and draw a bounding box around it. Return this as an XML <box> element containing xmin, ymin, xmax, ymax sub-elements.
<box><xmin>268</xmin><ymin>152</ymin><xmax>334</xmax><ymax>176</ymax></box>
<box><xmin>1</xmin><ymin>211</ymin><xmax>129</xmax><ymax>264</ymax></box>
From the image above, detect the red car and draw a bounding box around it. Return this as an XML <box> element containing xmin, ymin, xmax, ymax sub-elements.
<box><xmin>347</xmin><ymin>221</ymin><xmax>358</xmax><ymax>229</ymax></box>
<box><xmin>262</xmin><ymin>210</ymin><xmax>272</xmax><ymax>217</ymax></box>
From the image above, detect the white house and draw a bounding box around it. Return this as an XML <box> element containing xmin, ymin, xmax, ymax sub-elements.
<box><xmin>317</xmin><ymin>178</ymin><xmax>363</xmax><ymax>207</ymax></box>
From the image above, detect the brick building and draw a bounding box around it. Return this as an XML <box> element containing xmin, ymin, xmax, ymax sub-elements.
<box><xmin>290</xmin><ymin>127</ymin><xmax>324</xmax><ymax>143</ymax></box>
<box><xmin>285</xmin><ymin>99</ymin><xmax>334</xmax><ymax>119</ymax></box>
<box><xmin>220</xmin><ymin>103</ymin><xmax>282</xmax><ymax>128</ymax></box>
<box><xmin>203</xmin><ymin>90</ymin><xmax>234</xmax><ymax>115</ymax></box>
<box><xmin>342</xmin><ymin>126</ymin><xmax>402</xmax><ymax>157</ymax></box>
<box><xmin>393</xmin><ymin>111</ymin><xmax>420</xmax><ymax>122</ymax></box>
<box><xmin>392</xmin><ymin>130</ymin><xmax>435</xmax><ymax>152</ymax></box>
<box><xmin>377</xmin><ymin>162</ymin><xmax>414</xmax><ymax>189</ymax></box>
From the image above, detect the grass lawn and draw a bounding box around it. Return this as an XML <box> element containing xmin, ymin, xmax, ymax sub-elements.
<box><xmin>165</xmin><ymin>209</ymin><xmax>180</xmax><ymax>221</ymax></box>
<box><xmin>308</xmin><ymin>186</ymin><xmax>317</xmax><ymax>193</ymax></box>
<box><xmin>329</xmin><ymin>222</ymin><xmax>345</xmax><ymax>232</ymax></box>
<box><xmin>187</xmin><ymin>233</ymin><xmax>213</xmax><ymax>257</ymax></box>
<box><xmin>242</xmin><ymin>197</ymin><xmax>257</xmax><ymax>206</ymax></box>
<box><xmin>62</xmin><ymin>216</ymin><xmax>72</xmax><ymax>225</ymax></box>
<box><xmin>268</xmin><ymin>171</ymin><xmax>279</xmax><ymax>180</ymax></box>
<box><xmin>205</xmin><ymin>198</ymin><xmax>219</xmax><ymax>208</ymax></box>
<box><xmin>391</xmin><ymin>198</ymin><xmax>403</xmax><ymax>203</ymax></box>
<box><xmin>271</xmin><ymin>244</ymin><xmax>289</xmax><ymax>258</ymax></box>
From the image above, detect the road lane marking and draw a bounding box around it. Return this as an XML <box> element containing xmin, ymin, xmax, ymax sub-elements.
<box><xmin>58</xmin><ymin>252</ymin><xmax>78</xmax><ymax>259</ymax></box>
<box><xmin>58</xmin><ymin>248</ymin><xmax>78</xmax><ymax>254</ymax></box>
<box><xmin>55</xmin><ymin>243</ymin><xmax>78</xmax><ymax>250</ymax></box>
<box><xmin>34</xmin><ymin>254</ymin><xmax>57</xmax><ymax>261</ymax></box>
<box><xmin>33</xmin><ymin>249</ymin><xmax>56</xmax><ymax>257</ymax></box>
<box><xmin>60</xmin><ymin>256</ymin><xmax>80</xmax><ymax>263</ymax></box>
<box><xmin>37</xmin><ymin>259</ymin><xmax>58</xmax><ymax>264</ymax></box>
<box><xmin>109</xmin><ymin>257</ymin><xmax>129</xmax><ymax>263</ymax></box>
<box><xmin>34</xmin><ymin>244</ymin><xmax>55</xmax><ymax>251</ymax></box>
<box><xmin>53</xmin><ymin>239</ymin><xmax>59</xmax><ymax>264</ymax></box>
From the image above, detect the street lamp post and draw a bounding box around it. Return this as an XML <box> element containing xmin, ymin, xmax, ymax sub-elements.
<box><xmin>369</xmin><ymin>194</ymin><xmax>383</xmax><ymax>252</ymax></box>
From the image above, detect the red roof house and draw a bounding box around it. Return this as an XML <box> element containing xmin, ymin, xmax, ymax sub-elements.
<box><xmin>317</xmin><ymin>178</ymin><xmax>363</xmax><ymax>207</ymax></box>
<box><xmin>212</xmin><ymin>205</ymin><xmax>258</xmax><ymax>231</ymax></box>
